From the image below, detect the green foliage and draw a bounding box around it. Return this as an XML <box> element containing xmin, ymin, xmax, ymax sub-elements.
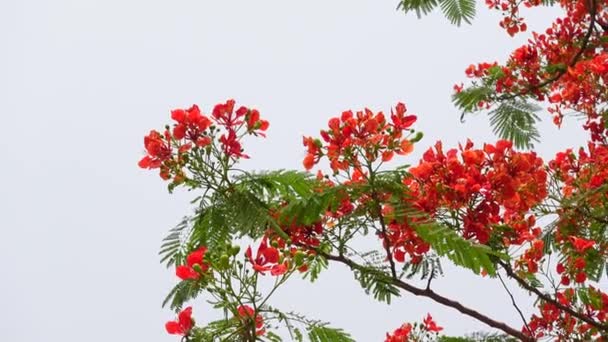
<box><xmin>453</xmin><ymin>86</ymin><xmax>493</xmax><ymax>113</ymax></box>
<box><xmin>307</xmin><ymin>325</ymin><xmax>356</xmax><ymax>342</ymax></box>
<box><xmin>439</xmin><ymin>332</ymin><xmax>518</xmax><ymax>341</ymax></box>
<box><xmin>397</xmin><ymin>0</ymin><xmax>476</xmax><ymax>26</ymax></box>
<box><xmin>302</xmin><ymin>254</ymin><xmax>329</xmax><ymax>282</ymax></box>
<box><xmin>159</xmin><ymin>217</ymin><xmax>191</xmax><ymax>267</ymax></box>
<box><xmin>354</xmin><ymin>266</ymin><xmax>401</xmax><ymax>304</ymax></box>
<box><xmin>190</xmin><ymin>318</ymin><xmax>242</xmax><ymax>342</ymax></box>
<box><xmin>488</xmin><ymin>100</ymin><xmax>541</xmax><ymax>149</ymax></box>
<box><xmin>162</xmin><ymin>280</ymin><xmax>204</xmax><ymax>311</ymax></box>
<box><xmin>190</xmin><ymin>206</ymin><xmax>233</xmax><ymax>250</ymax></box>
<box><xmin>414</xmin><ymin>223</ymin><xmax>509</xmax><ymax>276</ymax></box>
<box><xmin>397</xmin><ymin>0</ymin><xmax>439</xmax><ymax>18</ymax></box>
<box><xmin>439</xmin><ymin>0</ymin><xmax>476</xmax><ymax>26</ymax></box>
<box><xmin>235</xmin><ymin>170</ymin><xmax>316</xmax><ymax>200</ymax></box>
<box><xmin>403</xmin><ymin>255</ymin><xmax>443</xmax><ymax>280</ymax></box>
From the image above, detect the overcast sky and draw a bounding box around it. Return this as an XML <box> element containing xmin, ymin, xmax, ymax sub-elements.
<box><xmin>0</xmin><ymin>1</ymin><xmax>591</xmax><ymax>341</ymax></box>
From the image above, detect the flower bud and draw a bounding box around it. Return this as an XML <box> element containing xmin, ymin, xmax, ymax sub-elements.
<box><xmin>229</xmin><ymin>245</ymin><xmax>241</xmax><ymax>256</ymax></box>
<box><xmin>294</xmin><ymin>251</ymin><xmax>306</xmax><ymax>266</ymax></box>
<box><xmin>411</xmin><ymin>131</ymin><xmax>424</xmax><ymax>143</ymax></box>
<box><xmin>219</xmin><ymin>254</ymin><xmax>230</xmax><ymax>269</ymax></box>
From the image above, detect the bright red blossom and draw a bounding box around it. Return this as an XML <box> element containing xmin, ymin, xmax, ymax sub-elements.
<box><xmin>236</xmin><ymin>305</ymin><xmax>265</xmax><ymax>336</ymax></box>
<box><xmin>246</xmin><ymin>239</ymin><xmax>289</xmax><ymax>276</ymax></box>
<box><xmin>176</xmin><ymin>246</ymin><xmax>209</xmax><ymax>280</ymax></box>
<box><xmin>165</xmin><ymin>306</ymin><xmax>194</xmax><ymax>336</ymax></box>
<box><xmin>302</xmin><ymin>103</ymin><xmax>420</xmax><ymax>176</ymax></box>
<box><xmin>423</xmin><ymin>314</ymin><xmax>443</xmax><ymax>332</ymax></box>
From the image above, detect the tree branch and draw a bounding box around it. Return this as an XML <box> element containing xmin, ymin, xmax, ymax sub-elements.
<box><xmin>498</xmin><ymin>260</ymin><xmax>608</xmax><ymax>333</ymax></box>
<box><xmin>322</xmin><ymin>252</ymin><xmax>534</xmax><ymax>341</ymax></box>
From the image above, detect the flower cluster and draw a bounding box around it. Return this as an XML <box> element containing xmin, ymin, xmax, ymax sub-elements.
<box><xmin>460</xmin><ymin>2</ymin><xmax>608</xmax><ymax>142</ymax></box>
<box><xmin>139</xmin><ymin>100</ymin><xmax>269</xmax><ymax>185</ymax></box>
<box><xmin>385</xmin><ymin>314</ymin><xmax>443</xmax><ymax>342</ymax></box>
<box><xmin>548</xmin><ymin>143</ymin><xmax>608</xmax><ymax>283</ymax></box>
<box><xmin>527</xmin><ymin>287</ymin><xmax>608</xmax><ymax>339</ymax></box>
<box><xmin>302</xmin><ymin>103</ymin><xmax>421</xmax><ymax>176</ymax></box>
<box><xmin>404</xmin><ymin>140</ymin><xmax>547</xmax><ymax>245</ymax></box>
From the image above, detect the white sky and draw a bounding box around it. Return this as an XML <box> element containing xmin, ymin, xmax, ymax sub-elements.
<box><xmin>0</xmin><ymin>1</ymin><xmax>589</xmax><ymax>341</ymax></box>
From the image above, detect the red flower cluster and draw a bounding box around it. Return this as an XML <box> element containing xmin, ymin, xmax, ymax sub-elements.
<box><xmin>461</xmin><ymin>3</ymin><xmax>608</xmax><ymax>142</ymax></box>
<box><xmin>527</xmin><ymin>287</ymin><xmax>608</xmax><ymax>339</ymax></box>
<box><xmin>383</xmin><ymin>214</ymin><xmax>430</xmax><ymax>265</ymax></box>
<box><xmin>138</xmin><ymin>130</ymin><xmax>176</xmax><ymax>180</ymax></box>
<box><xmin>302</xmin><ymin>103</ymin><xmax>419</xmax><ymax>175</ymax></box>
<box><xmin>139</xmin><ymin>100</ymin><xmax>269</xmax><ymax>183</ymax></box>
<box><xmin>404</xmin><ymin>140</ymin><xmax>547</xmax><ymax>245</ymax></box>
<box><xmin>385</xmin><ymin>314</ymin><xmax>442</xmax><ymax>342</ymax></box>
<box><xmin>213</xmin><ymin>99</ymin><xmax>269</xmax><ymax>159</ymax></box>
<box><xmin>171</xmin><ymin>105</ymin><xmax>212</xmax><ymax>146</ymax></box>
<box><xmin>385</xmin><ymin>323</ymin><xmax>412</xmax><ymax>342</ymax></box>
<box><xmin>165</xmin><ymin>306</ymin><xmax>194</xmax><ymax>336</ymax></box>
<box><xmin>176</xmin><ymin>246</ymin><xmax>210</xmax><ymax>280</ymax></box>
<box><xmin>246</xmin><ymin>239</ymin><xmax>289</xmax><ymax>276</ymax></box>
<box><xmin>549</xmin><ymin>143</ymin><xmax>608</xmax><ymax>282</ymax></box>
<box><xmin>236</xmin><ymin>305</ymin><xmax>265</xmax><ymax>336</ymax></box>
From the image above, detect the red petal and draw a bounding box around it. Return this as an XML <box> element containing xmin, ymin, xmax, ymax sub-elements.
<box><xmin>165</xmin><ymin>321</ymin><xmax>183</xmax><ymax>335</ymax></box>
<box><xmin>171</xmin><ymin>109</ymin><xmax>186</xmax><ymax>123</ymax></box>
<box><xmin>176</xmin><ymin>266</ymin><xmax>199</xmax><ymax>280</ymax></box>
<box><xmin>138</xmin><ymin>156</ymin><xmax>152</xmax><ymax>169</ymax></box>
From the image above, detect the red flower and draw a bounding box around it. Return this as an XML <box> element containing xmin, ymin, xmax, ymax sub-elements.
<box><xmin>423</xmin><ymin>314</ymin><xmax>443</xmax><ymax>332</ymax></box>
<box><xmin>171</xmin><ymin>105</ymin><xmax>212</xmax><ymax>141</ymax></box>
<box><xmin>575</xmin><ymin>272</ymin><xmax>587</xmax><ymax>283</ymax></box>
<box><xmin>236</xmin><ymin>305</ymin><xmax>265</xmax><ymax>336</ymax></box>
<box><xmin>569</xmin><ymin>236</ymin><xmax>595</xmax><ymax>253</ymax></box>
<box><xmin>176</xmin><ymin>247</ymin><xmax>209</xmax><ymax>280</ymax></box>
<box><xmin>165</xmin><ymin>306</ymin><xmax>194</xmax><ymax>336</ymax></box>
<box><xmin>245</xmin><ymin>239</ymin><xmax>288</xmax><ymax>276</ymax></box>
<box><xmin>245</xmin><ymin>108</ymin><xmax>270</xmax><ymax>134</ymax></box>
<box><xmin>219</xmin><ymin>129</ymin><xmax>248</xmax><ymax>159</ymax></box>
<box><xmin>138</xmin><ymin>130</ymin><xmax>172</xmax><ymax>169</ymax></box>
<box><xmin>385</xmin><ymin>323</ymin><xmax>412</xmax><ymax>342</ymax></box>
<box><xmin>303</xmin><ymin>154</ymin><xmax>316</xmax><ymax>170</ymax></box>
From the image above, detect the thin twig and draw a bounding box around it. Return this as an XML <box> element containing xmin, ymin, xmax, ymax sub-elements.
<box><xmin>498</xmin><ymin>272</ymin><xmax>533</xmax><ymax>336</ymax></box>
<box><xmin>498</xmin><ymin>260</ymin><xmax>608</xmax><ymax>333</ymax></box>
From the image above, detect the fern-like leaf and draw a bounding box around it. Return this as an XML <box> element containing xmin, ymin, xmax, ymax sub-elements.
<box><xmin>354</xmin><ymin>266</ymin><xmax>401</xmax><ymax>304</ymax></box>
<box><xmin>488</xmin><ymin>100</ymin><xmax>541</xmax><ymax>149</ymax></box>
<box><xmin>162</xmin><ymin>280</ymin><xmax>204</xmax><ymax>311</ymax></box>
<box><xmin>453</xmin><ymin>86</ymin><xmax>493</xmax><ymax>113</ymax></box>
<box><xmin>397</xmin><ymin>0</ymin><xmax>440</xmax><ymax>18</ymax></box>
<box><xmin>307</xmin><ymin>325</ymin><xmax>356</xmax><ymax>342</ymax></box>
<box><xmin>414</xmin><ymin>223</ymin><xmax>509</xmax><ymax>276</ymax></box>
<box><xmin>439</xmin><ymin>0</ymin><xmax>476</xmax><ymax>26</ymax></box>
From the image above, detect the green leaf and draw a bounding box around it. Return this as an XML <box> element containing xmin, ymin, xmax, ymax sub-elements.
<box><xmin>438</xmin><ymin>0</ymin><xmax>476</xmax><ymax>26</ymax></box>
<box><xmin>488</xmin><ymin>100</ymin><xmax>541</xmax><ymax>149</ymax></box>
<box><xmin>302</xmin><ymin>254</ymin><xmax>329</xmax><ymax>282</ymax></box>
<box><xmin>159</xmin><ymin>217</ymin><xmax>192</xmax><ymax>267</ymax></box>
<box><xmin>162</xmin><ymin>280</ymin><xmax>204</xmax><ymax>310</ymax></box>
<box><xmin>307</xmin><ymin>325</ymin><xmax>356</xmax><ymax>342</ymax></box>
<box><xmin>453</xmin><ymin>86</ymin><xmax>493</xmax><ymax>113</ymax></box>
<box><xmin>397</xmin><ymin>0</ymin><xmax>440</xmax><ymax>18</ymax></box>
<box><xmin>414</xmin><ymin>223</ymin><xmax>509</xmax><ymax>276</ymax></box>
<box><xmin>354</xmin><ymin>266</ymin><xmax>401</xmax><ymax>304</ymax></box>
